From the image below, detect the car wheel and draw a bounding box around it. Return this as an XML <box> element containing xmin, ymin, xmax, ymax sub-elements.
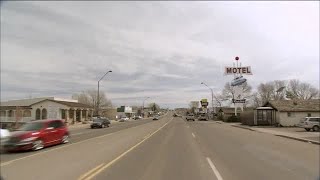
<box><xmin>62</xmin><ymin>135</ymin><xmax>69</xmax><ymax>144</ymax></box>
<box><xmin>313</xmin><ymin>126</ymin><xmax>319</xmax><ymax>132</ymax></box>
<box><xmin>32</xmin><ymin>139</ymin><xmax>44</xmax><ymax>151</ymax></box>
<box><xmin>305</xmin><ymin>128</ymin><xmax>311</xmax><ymax>131</ymax></box>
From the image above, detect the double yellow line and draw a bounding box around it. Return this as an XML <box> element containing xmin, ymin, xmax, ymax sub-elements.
<box><xmin>78</xmin><ymin>118</ymin><xmax>172</xmax><ymax>180</ymax></box>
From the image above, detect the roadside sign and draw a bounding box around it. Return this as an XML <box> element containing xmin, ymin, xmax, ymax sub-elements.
<box><xmin>201</xmin><ymin>102</ymin><xmax>208</xmax><ymax>106</ymax></box>
<box><xmin>232</xmin><ymin>99</ymin><xmax>246</xmax><ymax>103</ymax></box>
<box><xmin>201</xmin><ymin>99</ymin><xmax>208</xmax><ymax>102</ymax></box>
<box><xmin>224</xmin><ymin>66</ymin><xmax>252</xmax><ymax>75</ymax></box>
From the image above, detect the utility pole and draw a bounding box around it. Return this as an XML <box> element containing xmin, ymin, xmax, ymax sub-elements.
<box><xmin>201</xmin><ymin>82</ymin><xmax>216</xmax><ymax>119</ymax></box>
<box><xmin>97</xmin><ymin>70</ymin><xmax>112</xmax><ymax>116</ymax></box>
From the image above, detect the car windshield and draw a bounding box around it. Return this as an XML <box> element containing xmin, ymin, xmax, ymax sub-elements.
<box><xmin>17</xmin><ymin>122</ymin><xmax>44</xmax><ymax>131</ymax></box>
<box><xmin>93</xmin><ymin>119</ymin><xmax>103</xmax><ymax>123</ymax></box>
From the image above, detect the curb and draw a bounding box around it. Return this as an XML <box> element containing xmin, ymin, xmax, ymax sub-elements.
<box><xmin>231</xmin><ymin>125</ymin><xmax>256</xmax><ymax>131</ymax></box>
<box><xmin>275</xmin><ymin>135</ymin><xmax>320</xmax><ymax>145</ymax></box>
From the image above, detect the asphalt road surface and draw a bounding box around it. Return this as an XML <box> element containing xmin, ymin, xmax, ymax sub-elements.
<box><xmin>1</xmin><ymin>113</ymin><xmax>319</xmax><ymax>180</ymax></box>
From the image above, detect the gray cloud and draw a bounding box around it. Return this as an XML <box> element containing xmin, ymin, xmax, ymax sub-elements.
<box><xmin>1</xmin><ymin>1</ymin><xmax>319</xmax><ymax>108</ymax></box>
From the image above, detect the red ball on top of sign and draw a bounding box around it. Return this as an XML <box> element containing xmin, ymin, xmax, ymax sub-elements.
<box><xmin>235</xmin><ymin>56</ymin><xmax>239</xmax><ymax>61</ymax></box>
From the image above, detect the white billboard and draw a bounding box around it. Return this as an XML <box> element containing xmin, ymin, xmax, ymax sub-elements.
<box><xmin>124</xmin><ymin>106</ymin><xmax>132</xmax><ymax>113</ymax></box>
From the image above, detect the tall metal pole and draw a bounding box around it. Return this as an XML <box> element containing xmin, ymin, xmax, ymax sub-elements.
<box><xmin>97</xmin><ymin>70</ymin><xmax>112</xmax><ymax>116</ymax></box>
<box><xmin>97</xmin><ymin>81</ymin><xmax>100</xmax><ymax>116</ymax></box>
<box><xmin>201</xmin><ymin>82</ymin><xmax>216</xmax><ymax>117</ymax></box>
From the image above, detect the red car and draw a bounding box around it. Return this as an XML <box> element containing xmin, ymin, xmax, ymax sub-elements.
<box><xmin>4</xmin><ymin>119</ymin><xmax>69</xmax><ymax>152</ymax></box>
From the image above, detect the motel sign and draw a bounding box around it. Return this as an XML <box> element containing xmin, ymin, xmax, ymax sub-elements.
<box><xmin>224</xmin><ymin>66</ymin><xmax>252</xmax><ymax>75</ymax></box>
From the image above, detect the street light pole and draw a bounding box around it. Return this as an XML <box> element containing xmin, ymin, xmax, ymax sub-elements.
<box><xmin>142</xmin><ymin>97</ymin><xmax>150</xmax><ymax>117</ymax></box>
<box><xmin>201</xmin><ymin>82</ymin><xmax>216</xmax><ymax>115</ymax></box>
<box><xmin>97</xmin><ymin>70</ymin><xmax>112</xmax><ymax>116</ymax></box>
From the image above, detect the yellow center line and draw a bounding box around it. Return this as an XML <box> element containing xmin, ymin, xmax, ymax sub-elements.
<box><xmin>78</xmin><ymin>163</ymin><xmax>105</xmax><ymax>180</ymax></box>
<box><xmin>79</xmin><ymin>118</ymin><xmax>172</xmax><ymax>180</ymax></box>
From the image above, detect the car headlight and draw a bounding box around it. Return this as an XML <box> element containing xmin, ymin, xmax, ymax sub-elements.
<box><xmin>21</xmin><ymin>137</ymin><xmax>38</xmax><ymax>142</ymax></box>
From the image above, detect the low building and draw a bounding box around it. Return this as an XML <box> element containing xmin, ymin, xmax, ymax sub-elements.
<box><xmin>254</xmin><ymin>99</ymin><xmax>320</xmax><ymax>126</ymax></box>
<box><xmin>0</xmin><ymin>97</ymin><xmax>93</xmax><ymax>128</ymax></box>
<box><xmin>116</xmin><ymin>106</ymin><xmax>134</xmax><ymax>119</ymax></box>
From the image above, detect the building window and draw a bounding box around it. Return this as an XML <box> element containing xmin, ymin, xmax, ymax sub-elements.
<box><xmin>287</xmin><ymin>112</ymin><xmax>291</xmax><ymax>117</ymax></box>
<box><xmin>23</xmin><ymin>110</ymin><xmax>31</xmax><ymax>117</ymax></box>
<box><xmin>36</xmin><ymin>109</ymin><xmax>41</xmax><ymax>120</ymax></box>
<box><xmin>61</xmin><ymin>109</ymin><xmax>66</xmax><ymax>119</ymax></box>
<box><xmin>0</xmin><ymin>111</ymin><xmax>6</xmax><ymax>117</ymax></box>
<box><xmin>41</xmin><ymin>108</ymin><xmax>47</xmax><ymax>119</ymax></box>
<box><xmin>307</xmin><ymin>113</ymin><xmax>311</xmax><ymax>117</ymax></box>
<box><xmin>8</xmin><ymin>110</ymin><xmax>13</xmax><ymax>117</ymax></box>
<box><xmin>257</xmin><ymin>110</ymin><xmax>263</xmax><ymax>121</ymax></box>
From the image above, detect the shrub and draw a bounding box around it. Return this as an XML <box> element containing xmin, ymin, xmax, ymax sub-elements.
<box><xmin>226</xmin><ymin>115</ymin><xmax>240</xmax><ymax>122</ymax></box>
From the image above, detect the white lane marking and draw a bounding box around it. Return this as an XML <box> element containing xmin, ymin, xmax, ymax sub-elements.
<box><xmin>206</xmin><ymin>157</ymin><xmax>223</xmax><ymax>180</ymax></box>
<box><xmin>192</xmin><ymin>133</ymin><xmax>196</xmax><ymax>138</ymax></box>
<box><xmin>80</xmin><ymin>118</ymin><xmax>173</xmax><ymax>180</ymax></box>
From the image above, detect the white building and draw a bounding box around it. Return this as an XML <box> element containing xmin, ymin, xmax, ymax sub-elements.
<box><xmin>0</xmin><ymin>97</ymin><xmax>93</xmax><ymax>127</ymax></box>
<box><xmin>254</xmin><ymin>99</ymin><xmax>320</xmax><ymax>126</ymax></box>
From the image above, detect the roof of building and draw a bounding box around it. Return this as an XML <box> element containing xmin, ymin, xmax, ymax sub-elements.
<box><xmin>0</xmin><ymin>97</ymin><xmax>53</xmax><ymax>107</ymax></box>
<box><xmin>0</xmin><ymin>97</ymin><xmax>92</xmax><ymax>109</ymax></box>
<box><xmin>218</xmin><ymin>107</ymin><xmax>254</xmax><ymax>114</ymax></box>
<box><xmin>52</xmin><ymin>100</ymin><xmax>92</xmax><ymax>109</ymax></box>
<box><xmin>263</xmin><ymin>99</ymin><xmax>320</xmax><ymax>112</ymax></box>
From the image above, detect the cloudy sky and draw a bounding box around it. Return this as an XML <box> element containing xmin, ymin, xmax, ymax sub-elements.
<box><xmin>1</xmin><ymin>1</ymin><xmax>319</xmax><ymax>108</ymax></box>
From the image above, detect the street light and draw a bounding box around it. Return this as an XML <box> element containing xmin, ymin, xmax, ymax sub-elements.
<box><xmin>97</xmin><ymin>70</ymin><xmax>112</xmax><ymax>116</ymax></box>
<box><xmin>201</xmin><ymin>82</ymin><xmax>216</xmax><ymax>115</ymax></box>
<box><xmin>142</xmin><ymin>97</ymin><xmax>150</xmax><ymax>117</ymax></box>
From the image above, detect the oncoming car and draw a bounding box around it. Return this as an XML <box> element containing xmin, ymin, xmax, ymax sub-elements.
<box><xmin>4</xmin><ymin>119</ymin><xmax>69</xmax><ymax>152</ymax></box>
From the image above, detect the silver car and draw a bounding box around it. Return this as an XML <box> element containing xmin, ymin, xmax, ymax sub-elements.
<box><xmin>297</xmin><ymin>117</ymin><xmax>320</xmax><ymax>131</ymax></box>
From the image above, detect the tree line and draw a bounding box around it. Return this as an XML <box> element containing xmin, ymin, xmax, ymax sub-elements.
<box><xmin>214</xmin><ymin>79</ymin><xmax>319</xmax><ymax>108</ymax></box>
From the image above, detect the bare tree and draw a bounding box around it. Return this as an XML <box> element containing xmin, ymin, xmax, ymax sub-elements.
<box><xmin>222</xmin><ymin>81</ymin><xmax>252</xmax><ymax>100</ymax></box>
<box><xmin>189</xmin><ymin>101</ymin><xmax>199</xmax><ymax>113</ymax></box>
<box><xmin>251</xmin><ymin>79</ymin><xmax>318</xmax><ymax>107</ymax></box>
<box><xmin>213</xmin><ymin>93</ymin><xmax>226</xmax><ymax>108</ymax></box>
<box><xmin>72</xmin><ymin>89</ymin><xmax>112</xmax><ymax>114</ymax></box>
<box><xmin>222</xmin><ymin>82</ymin><xmax>252</xmax><ymax>108</ymax></box>
<box><xmin>286</xmin><ymin>79</ymin><xmax>319</xmax><ymax>100</ymax></box>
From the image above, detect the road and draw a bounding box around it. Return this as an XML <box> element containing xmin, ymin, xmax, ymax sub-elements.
<box><xmin>1</xmin><ymin>113</ymin><xmax>319</xmax><ymax>180</ymax></box>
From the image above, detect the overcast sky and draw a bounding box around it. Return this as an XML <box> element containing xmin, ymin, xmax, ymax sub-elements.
<box><xmin>1</xmin><ymin>1</ymin><xmax>319</xmax><ymax>108</ymax></box>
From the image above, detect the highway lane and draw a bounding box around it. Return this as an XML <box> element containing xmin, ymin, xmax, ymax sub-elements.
<box><xmin>92</xmin><ymin>116</ymin><xmax>215</xmax><ymax>180</ymax></box>
<box><xmin>84</xmin><ymin>117</ymin><xmax>320</xmax><ymax>180</ymax></box>
<box><xmin>1</xmin><ymin>115</ymin><xmax>319</xmax><ymax>180</ymax></box>
<box><xmin>0</xmin><ymin>117</ymin><xmax>157</xmax><ymax>163</ymax></box>
<box><xmin>189</xmin><ymin>120</ymin><xmax>320</xmax><ymax>180</ymax></box>
<box><xmin>0</xmin><ymin>114</ymin><xmax>172</xmax><ymax>180</ymax></box>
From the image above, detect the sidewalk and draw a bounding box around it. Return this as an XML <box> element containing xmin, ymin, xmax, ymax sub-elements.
<box><xmin>229</xmin><ymin>123</ymin><xmax>320</xmax><ymax>145</ymax></box>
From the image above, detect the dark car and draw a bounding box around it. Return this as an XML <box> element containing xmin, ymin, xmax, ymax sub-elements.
<box><xmin>4</xmin><ymin>119</ymin><xmax>69</xmax><ymax>152</ymax></box>
<box><xmin>91</xmin><ymin>118</ymin><xmax>110</xmax><ymax>128</ymax></box>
